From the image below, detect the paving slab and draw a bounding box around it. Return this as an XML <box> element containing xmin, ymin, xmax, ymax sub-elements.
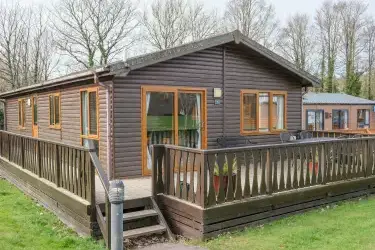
<box><xmin>139</xmin><ymin>243</ymin><xmax>206</xmax><ymax>250</ymax></box>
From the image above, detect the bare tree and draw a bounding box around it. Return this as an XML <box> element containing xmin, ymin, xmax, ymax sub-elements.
<box><xmin>142</xmin><ymin>0</ymin><xmax>189</xmax><ymax>50</ymax></box>
<box><xmin>278</xmin><ymin>14</ymin><xmax>315</xmax><ymax>72</ymax></box>
<box><xmin>315</xmin><ymin>0</ymin><xmax>342</xmax><ymax>92</ymax></box>
<box><xmin>142</xmin><ymin>0</ymin><xmax>220</xmax><ymax>51</ymax></box>
<box><xmin>0</xmin><ymin>3</ymin><xmax>56</xmax><ymax>90</ymax></box>
<box><xmin>363</xmin><ymin>18</ymin><xmax>375</xmax><ymax>99</ymax></box>
<box><xmin>224</xmin><ymin>0</ymin><xmax>278</xmax><ymax>49</ymax></box>
<box><xmin>336</xmin><ymin>0</ymin><xmax>368</xmax><ymax>95</ymax></box>
<box><xmin>52</xmin><ymin>0</ymin><xmax>139</xmax><ymax>69</ymax></box>
<box><xmin>187</xmin><ymin>2</ymin><xmax>221</xmax><ymax>41</ymax></box>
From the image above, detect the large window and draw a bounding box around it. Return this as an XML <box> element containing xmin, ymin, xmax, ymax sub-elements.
<box><xmin>357</xmin><ymin>109</ymin><xmax>370</xmax><ymax>128</ymax></box>
<box><xmin>80</xmin><ymin>88</ymin><xmax>99</xmax><ymax>151</ymax></box>
<box><xmin>306</xmin><ymin>110</ymin><xmax>324</xmax><ymax>131</ymax></box>
<box><xmin>241</xmin><ymin>90</ymin><xmax>287</xmax><ymax>134</ymax></box>
<box><xmin>18</xmin><ymin>98</ymin><xmax>26</xmax><ymax>128</ymax></box>
<box><xmin>332</xmin><ymin>110</ymin><xmax>348</xmax><ymax>129</ymax></box>
<box><xmin>49</xmin><ymin>93</ymin><xmax>61</xmax><ymax>129</ymax></box>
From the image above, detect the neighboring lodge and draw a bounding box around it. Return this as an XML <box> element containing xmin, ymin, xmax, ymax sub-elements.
<box><xmin>303</xmin><ymin>92</ymin><xmax>375</xmax><ymax>131</ymax></box>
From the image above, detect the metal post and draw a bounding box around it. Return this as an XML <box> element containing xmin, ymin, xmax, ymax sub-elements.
<box><xmin>108</xmin><ymin>180</ymin><xmax>124</xmax><ymax>250</ymax></box>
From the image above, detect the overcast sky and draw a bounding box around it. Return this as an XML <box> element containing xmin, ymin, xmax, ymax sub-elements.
<box><xmin>19</xmin><ymin>0</ymin><xmax>375</xmax><ymax>24</ymax></box>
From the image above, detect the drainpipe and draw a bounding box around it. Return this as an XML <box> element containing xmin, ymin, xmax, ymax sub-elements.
<box><xmin>92</xmin><ymin>71</ymin><xmax>114</xmax><ymax>180</ymax></box>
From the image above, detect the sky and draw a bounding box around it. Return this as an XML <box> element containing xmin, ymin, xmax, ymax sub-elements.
<box><xmin>20</xmin><ymin>0</ymin><xmax>375</xmax><ymax>24</ymax></box>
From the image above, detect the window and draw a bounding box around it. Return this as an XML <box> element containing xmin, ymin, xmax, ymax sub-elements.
<box><xmin>49</xmin><ymin>93</ymin><xmax>61</xmax><ymax>128</ymax></box>
<box><xmin>18</xmin><ymin>99</ymin><xmax>26</xmax><ymax>128</ymax></box>
<box><xmin>80</xmin><ymin>88</ymin><xmax>99</xmax><ymax>150</ymax></box>
<box><xmin>332</xmin><ymin>110</ymin><xmax>348</xmax><ymax>129</ymax></box>
<box><xmin>306</xmin><ymin>110</ymin><xmax>324</xmax><ymax>131</ymax></box>
<box><xmin>241</xmin><ymin>90</ymin><xmax>287</xmax><ymax>134</ymax></box>
<box><xmin>357</xmin><ymin>109</ymin><xmax>370</xmax><ymax>128</ymax></box>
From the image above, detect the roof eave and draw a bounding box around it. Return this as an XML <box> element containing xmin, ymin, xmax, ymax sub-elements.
<box><xmin>0</xmin><ymin>67</ymin><xmax>111</xmax><ymax>99</ymax></box>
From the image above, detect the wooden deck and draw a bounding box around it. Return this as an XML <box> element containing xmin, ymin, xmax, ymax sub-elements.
<box><xmin>152</xmin><ymin>131</ymin><xmax>375</xmax><ymax>238</ymax></box>
<box><xmin>95</xmin><ymin>176</ymin><xmax>152</xmax><ymax>204</ymax></box>
<box><xmin>3</xmin><ymin>129</ymin><xmax>375</xmax><ymax>244</ymax></box>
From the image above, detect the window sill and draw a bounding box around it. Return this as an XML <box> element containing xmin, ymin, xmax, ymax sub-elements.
<box><xmin>49</xmin><ymin>126</ymin><xmax>61</xmax><ymax>130</ymax></box>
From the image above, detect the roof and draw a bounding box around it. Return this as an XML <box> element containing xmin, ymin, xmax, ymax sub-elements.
<box><xmin>303</xmin><ymin>92</ymin><xmax>375</xmax><ymax>105</ymax></box>
<box><xmin>0</xmin><ymin>30</ymin><xmax>320</xmax><ymax>98</ymax></box>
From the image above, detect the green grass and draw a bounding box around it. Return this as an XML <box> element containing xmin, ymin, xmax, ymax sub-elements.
<box><xmin>192</xmin><ymin>197</ymin><xmax>375</xmax><ymax>250</ymax></box>
<box><xmin>0</xmin><ymin>178</ymin><xmax>105</xmax><ymax>250</ymax></box>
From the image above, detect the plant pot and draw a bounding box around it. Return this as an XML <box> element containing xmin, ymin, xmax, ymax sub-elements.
<box><xmin>308</xmin><ymin>162</ymin><xmax>319</xmax><ymax>173</ymax></box>
<box><xmin>213</xmin><ymin>174</ymin><xmax>237</xmax><ymax>194</ymax></box>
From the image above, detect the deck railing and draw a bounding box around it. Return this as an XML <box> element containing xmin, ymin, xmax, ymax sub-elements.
<box><xmin>0</xmin><ymin>130</ymin><xmax>119</xmax><ymax>249</ymax></box>
<box><xmin>152</xmin><ymin>135</ymin><xmax>375</xmax><ymax>208</ymax></box>
<box><xmin>0</xmin><ymin>130</ymin><xmax>94</xmax><ymax>202</ymax></box>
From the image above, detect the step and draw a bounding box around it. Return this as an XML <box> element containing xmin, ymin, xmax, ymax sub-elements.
<box><xmin>123</xmin><ymin>225</ymin><xmax>166</xmax><ymax>239</ymax></box>
<box><xmin>123</xmin><ymin>209</ymin><xmax>158</xmax><ymax>221</ymax></box>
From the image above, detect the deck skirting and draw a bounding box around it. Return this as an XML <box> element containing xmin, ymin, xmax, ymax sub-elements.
<box><xmin>157</xmin><ymin>176</ymin><xmax>375</xmax><ymax>239</ymax></box>
<box><xmin>0</xmin><ymin>158</ymin><xmax>95</xmax><ymax>236</ymax></box>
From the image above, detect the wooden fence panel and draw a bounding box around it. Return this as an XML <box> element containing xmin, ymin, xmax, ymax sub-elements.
<box><xmin>0</xmin><ymin>131</ymin><xmax>92</xmax><ymax>202</ymax></box>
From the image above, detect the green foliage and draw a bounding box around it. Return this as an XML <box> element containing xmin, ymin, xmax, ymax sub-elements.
<box><xmin>0</xmin><ymin>179</ymin><xmax>105</xmax><ymax>250</ymax></box>
<box><xmin>192</xmin><ymin>197</ymin><xmax>375</xmax><ymax>250</ymax></box>
<box><xmin>345</xmin><ymin>72</ymin><xmax>363</xmax><ymax>96</ymax></box>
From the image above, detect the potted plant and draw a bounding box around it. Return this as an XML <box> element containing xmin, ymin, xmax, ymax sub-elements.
<box><xmin>308</xmin><ymin>151</ymin><xmax>319</xmax><ymax>173</ymax></box>
<box><xmin>213</xmin><ymin>157</ymin><xmax>237</xmax><ymax>194</ymax></box>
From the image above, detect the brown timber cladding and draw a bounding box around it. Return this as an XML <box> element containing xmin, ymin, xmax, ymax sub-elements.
<box><xmin>5</xmin><ymin>84</ymin><xmax>109</xmax><ymax>170</ymax></box>
<box><xmin>113</xmin><ymin>43</ymin><xmax>303</xmax><ymax>178</ymax></box>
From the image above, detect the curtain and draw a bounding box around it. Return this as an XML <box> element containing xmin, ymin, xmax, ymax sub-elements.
<box><xmin>81</xmin><ymin>92</ymin><xmax>89</xmax><ymax>148</ymax></box>
<box><xmin>276</xmin><ymin>96</ymin><xmax>284</xmax><ymax>129</ymax></box>
<box><xmin>343</xmin><ymin>111</ymin><xmax>348</xmax><ymax>129</ymax></box>
<box><xmin>196</xmin><ymin>94</ymin><xmax>201</xmax><ymax>149</ymax></box>
<box><xmin>146</xmin><ymin>93</ymin><xmax>152</xmax><ymax>170</ymax></box>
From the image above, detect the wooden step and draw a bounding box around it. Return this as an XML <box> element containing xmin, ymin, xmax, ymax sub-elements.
<box><xmin>123</xmin><ymin>209</ymin><xmax>158</xmax><ymax>221</ymax></box>
<box><xmin>123</xmin><ymin>225</ymin><xmax>166</xmax><ymax>239</ymax></box>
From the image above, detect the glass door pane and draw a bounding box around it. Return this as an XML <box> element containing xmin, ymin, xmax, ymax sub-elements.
<box><xmin>146</xmin><ymin>92</ymin><xmax>175</xmax><ymax>170</ymax></box>
<box><xmin>177</xmin><ymin>92</ymin><xmax>202</xmax><ymax>148</ymax></box>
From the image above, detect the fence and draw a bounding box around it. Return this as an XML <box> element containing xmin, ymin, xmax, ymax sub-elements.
<box><xmin>152</xmin><ymin>134</ymin><xmax>375</xmax><ymax>208</ymax></box>
<box><xmin>0</xmin><ymin>131</ymin><xmax>94</xmax><ymax>202</ymax></box>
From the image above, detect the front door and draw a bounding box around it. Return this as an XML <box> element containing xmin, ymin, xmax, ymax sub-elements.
<box><xmin>31</xmin><ymin>97</ymin><xmax>38</xmax><ymax>137</ymax></box>
<box><xmin>141</xmin><ymin>86</ymin><xmax>207</xmax><ymax>176</ymax></box>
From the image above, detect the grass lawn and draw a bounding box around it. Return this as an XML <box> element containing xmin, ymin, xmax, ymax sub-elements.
<box><xmin>192</xmin><ymin>197</ymin><xmax>375</xmax><ymax>250</ymax></box>
<box><xmin>0</xmin><ymin>178</ymin><xmax>105</xmax><ymax>250</ymax></box>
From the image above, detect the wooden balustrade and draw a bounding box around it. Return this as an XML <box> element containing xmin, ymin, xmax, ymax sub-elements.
<box><xmin>152</xmin><ymin>136</ymin><xmax>375</xmax><ymax>208</ymax></box>
<box><xmin>0</xmin><ymin>131</ymin><xmax>93</xmax><ymax>202</ymax></box>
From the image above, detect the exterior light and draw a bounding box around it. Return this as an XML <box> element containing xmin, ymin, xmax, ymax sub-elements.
<box><xmin>213</xmin><ymin>88</ymin><xmax>222</xmax><ymax>98</ymax></box>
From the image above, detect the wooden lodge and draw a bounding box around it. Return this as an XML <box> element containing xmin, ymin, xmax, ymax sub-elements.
<box><xmin>1</xmin><ymin>31</ymin><xmax>375</xmax><ymax>247</ymax></box>
<box><xmin>303</xmin><ymin>92</ymin><xmax>375</xmax><ymax>131</ymax></box>
<box><xmin>0</xmin><ymin>30</ymin><xmax>319</xmax><ymax>179</ymax></box>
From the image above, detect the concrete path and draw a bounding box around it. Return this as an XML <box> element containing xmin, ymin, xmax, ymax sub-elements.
<box><xmin>139</xmin><ymin>243</ymin><xmax>206</xmax><ymax>250</ymax></box>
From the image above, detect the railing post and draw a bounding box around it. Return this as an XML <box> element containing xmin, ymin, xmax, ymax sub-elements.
<box><xmin>55</xmin><ymin>144</ymin><xmax>61</xmax><ymax>187</ymax></box>
<box><xmin>151</xmin><ymin>145</ymin><xmax>164</xmax><ymax>199</ymax></box>
<box><xmin>20</xmin><ymin>137</ymin><xmax>24</xmax><ymax>168</ymax></box>
<box><xmin>108</xmin><ymin>180</ymin><xmax>124</xmax><ymax>250</ymax></box>
<box><xmin>37</xmin><ymin>141</ymin><xmax>42</xmax><ymax>177</ymax></box>
<box><xmin>163</xmin><ymin>147</ymin><xmax>170</xmax><ymax>194</ymax></box>
<box><xmin>200</xmin><ymin>151</ymin><xmax>207</xmax><ymax>208</ymax></box>
<box><xmin>266</xmin><ymin>148</ymin><xmax>273</xmax><ymax>195</ymax></box>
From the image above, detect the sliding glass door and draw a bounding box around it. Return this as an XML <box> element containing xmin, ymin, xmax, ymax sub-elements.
<box><xmin>332</xmin><ymin>110</ymin><xmax>348</xmax><ymax>129</ymax></box>
<box><xmin>306</xmin><ymin>110</ymin><xmax>324</xmax><ymax>131</ymax></box>
<box><xmin>142</xmin><ymin>87</ymin><xmax>206</xmax><ymax>176</ymax></box>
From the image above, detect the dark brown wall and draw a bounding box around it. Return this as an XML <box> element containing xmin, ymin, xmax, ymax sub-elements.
<box><xmin>113</xmin><ymin>43</ymin><xmax>304</xmax><ymax>178</ymax></box>
<box><xmin>5</xmin><ymin>83</ymin><xmax>109</xmax><ymax>170</ymax></box>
